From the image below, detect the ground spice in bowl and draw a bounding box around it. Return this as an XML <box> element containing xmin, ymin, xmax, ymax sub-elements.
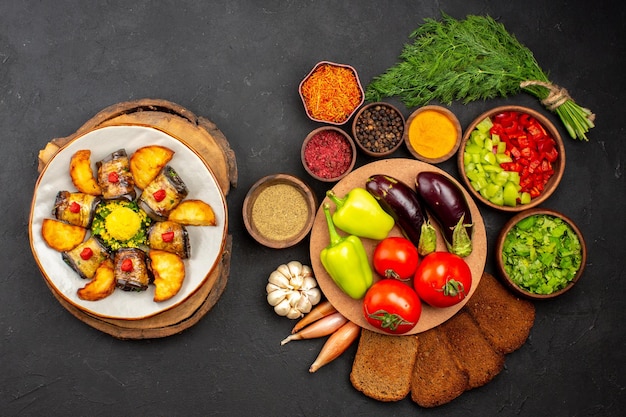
<box><xmin>405</xmin><ymin>105</ymin><xmax>461</xmax><ymax>163</ymax></box>
<box><xmin>243</xmin><ymin>174</ymin><xmax>317</xmax><ymax>249</ymax></box>
<box><xmin>299</xmin><ymin>61</ymin><xmax>364</xmax><ymax>125</ymax></box>
<box><xmin>251</xmin><ymin>183</ymin><xmax>309</xmax><ymax>241</ymax></box>
<box><xmin>302</xmin><ymin>127</ymin><xmax>356</xmax><ymax>182</ymax></box>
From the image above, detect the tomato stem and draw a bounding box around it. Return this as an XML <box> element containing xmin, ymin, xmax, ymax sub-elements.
<box><xmin>366</xmin><ymin>308</ymin><xmax>414</xmax><ymax>331</ymax></box>
<box><xmin>384</xmin><ymin>269</ymin><xmax>410</xmax><ymax>282</ymax></box>
<box><xmin>439</xmin><ymin>278</ymin><xmax>466</xmax><ymax>298</ymax></box>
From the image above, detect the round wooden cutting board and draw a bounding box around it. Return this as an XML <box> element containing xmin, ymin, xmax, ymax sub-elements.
<box><xmin>36</xmin><ymin>99</ymin><xmax>237</xmax><ymax>339</ymax></box>
<box><xmin>309</xmin><ymin>158</ymin><xmax>487</xmax><ymax>335</ymax></box>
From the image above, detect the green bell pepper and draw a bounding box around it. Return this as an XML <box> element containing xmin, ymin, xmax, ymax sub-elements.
<box><xmin>326</xmin><ymin>187</ymin><xmax>394</xmax><ymax>240</ymax></box>
<box><xmin>320</xmin><ymin>203</ymin><xmax>373</xmax><ymax>299</ymax></box>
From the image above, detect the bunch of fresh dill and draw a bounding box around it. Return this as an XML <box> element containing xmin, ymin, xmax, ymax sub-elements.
<box><xmin>365</xmin><ymin>14</ymin><xmax>594</xmax><ymax>140</ymax></box>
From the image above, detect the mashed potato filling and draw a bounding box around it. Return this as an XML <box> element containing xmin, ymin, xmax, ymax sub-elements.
<box><xmin>91</xmin><ymin>200</ymin><xmax>151</xmax><ymax>251</ymax></box>
<box><xmin>105</xmin><ymin>206</ymin><xmax>142</xmax><ymax>241</ymax></box>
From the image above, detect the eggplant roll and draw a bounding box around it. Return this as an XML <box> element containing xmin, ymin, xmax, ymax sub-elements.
<box><xmin>138</xmin><ymin>165</ymin><xmax>189</xmax><ymax>221</ymax></box>
<box><xmin>54</xmin><ymin>191</ymin><xmax>101</xmax><ymax>228</ymax></box>
<box><xmin>147</xmin><ymin>221</ymin><xmax>190</xmax><ymax>259</ymax></box>
<box><xmin>114</xmin><ymin>247</ymin><xmax>151</xmax><ymax>291</ymax></box>
<box><xmin>62</xmin><ymin>236</ymin><xmax>111</xmax><ymax>280</ymax></box>
<box><xmin>96</xmin><ymin>149</ymin><xmax>136</xmax><ymax>200</ymax></box>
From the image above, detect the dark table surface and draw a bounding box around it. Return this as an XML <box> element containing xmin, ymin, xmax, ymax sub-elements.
<box><xmin>2</xmin><ymin>1</ymin><xmax>624</xmax><ymax>416</ymax></box>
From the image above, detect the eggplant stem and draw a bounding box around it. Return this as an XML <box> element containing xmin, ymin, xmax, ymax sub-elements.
<box><xmin>447</xmin><ymin>214</ymin><xmax>473</xmax><ymax>258</ymax></box>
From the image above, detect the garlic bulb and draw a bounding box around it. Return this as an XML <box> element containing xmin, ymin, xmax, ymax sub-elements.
<box><xmin>266</xmin><ymin>261</ymin><xmax>321</xmax><ymax>319</ymax></box>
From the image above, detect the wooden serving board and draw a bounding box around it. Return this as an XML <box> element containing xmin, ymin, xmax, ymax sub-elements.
<box><xmin>309</xmin><ymin>159</ymin><xmax>487</xmax><ymax>335</ymax></box>
<box><xmin>37</xmin><ymin>99</ymin><xmax>237</xmax><ymax>339</ymax></box>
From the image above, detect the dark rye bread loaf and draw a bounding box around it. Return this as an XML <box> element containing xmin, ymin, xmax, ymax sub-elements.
<box><xmin>464</xmin><ymin>272</ymin><xmax>536</xmax><ymax>354</ymax></box>
<box><xmin>438</xmin><ymin>309</ymin><xmax>505</xmax><ymax>389</ymax></box>
<box><xmin>350</xmin><ymin>329</ymin><xmax>419</xmax><ymax>402</ymax></box>
<box><xmin>410</xmin><ymin>326</ymin><xmax>469</xmax><ymax>407</ymax></box>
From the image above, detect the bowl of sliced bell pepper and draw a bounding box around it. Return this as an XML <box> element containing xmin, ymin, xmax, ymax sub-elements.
<box><xmin>495</xmin><ymin>208</ymin><xmax>586</xmax><ymax>299</ymax></box>
<box><xmin>457</xmin><ymin>105</ymin><xmax>565</xmax><ymax>212</ymax></box>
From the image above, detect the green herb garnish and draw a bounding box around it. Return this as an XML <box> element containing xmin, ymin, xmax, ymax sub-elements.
<box><xmin>365</xmin><ymin>13</ymin><xmax>595</xmax><ymax>140</ymax></box>
<box><xmin>501</xmin><ymin>214</ymin><xmax>583</xmax><ymax>295</ymax></box>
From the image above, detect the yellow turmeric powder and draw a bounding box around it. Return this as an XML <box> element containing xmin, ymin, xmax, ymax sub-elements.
<box><xmin>408</xmin><ymin>109</ymin><xmax>458</xmax><ymax>159</ymax></box>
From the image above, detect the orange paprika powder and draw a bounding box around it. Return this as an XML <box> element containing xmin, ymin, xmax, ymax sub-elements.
<box><xmin>300</xmin><ymin>63</ymin><xmax>362</xmax><ymax>124</ymax></box>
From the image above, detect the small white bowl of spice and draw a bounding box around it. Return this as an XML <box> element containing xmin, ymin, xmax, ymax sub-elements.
<box><xmin>243</xmin><ymin>174</ymin><xmax>317</xmax><ymax>249</ymax></box>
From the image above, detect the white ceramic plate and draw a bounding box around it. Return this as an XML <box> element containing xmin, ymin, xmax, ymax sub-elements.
<box><xmin>29</xmin><ymin>125</ymin><xmax>228</xmax><ymax>320</ymax></box>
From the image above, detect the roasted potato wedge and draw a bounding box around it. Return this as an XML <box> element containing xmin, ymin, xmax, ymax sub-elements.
<box><xmin>77</xmin><ymin>258</ymin><xmax>116</xmax><ymax>301</ymax></box>
<box><xmin>149</xmin><ymin>250</ymin><xmax>185</xmax><ymax>302</ymax></box>
<box><xmin>70</xmin><ymin>149</ymin><xmax>102</xmax><ymax>195</ymax></box>
<box><xmin>168</xmin><ymin>199</ymin><xmax>217</xmax><ymax>226</ymax></box>
<box><xmin>41</xmin><ymin>218</ymin><xmax>87</xmax><ymax>252</ymax></box>
<box><xmin>130</xmin><ymin>145</ymin><xmax>174</xmax><ymax>190</ymax></box>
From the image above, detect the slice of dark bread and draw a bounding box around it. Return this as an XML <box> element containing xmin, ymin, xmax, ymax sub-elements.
<box><xmin>439</xmin><ymin>310</ymin><xmax>505</xmax><ymax>389</ymax></box>
<box><xmin>464</xmin><ymin>272</ymin><xmax>536</xmax><ymax>354</ymax></box>
<box><xmin>350</xmin><ymin>273</ymin><xmax>536</xmax><ymax>406</ymax></box>
<box><xmin>350</xmin><ymin>329</ymin><xmax>419</xmax><ymax>402</ymax></box>
<box><xmin>410</xmin><ymin>327</ymin><xmax>469</xmax><ymax>407</ymax></box>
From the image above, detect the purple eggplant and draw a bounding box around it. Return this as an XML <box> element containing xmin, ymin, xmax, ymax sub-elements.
<box><xmin>114</xmin><ymin>247</ymin><xmax>151</xmax><ymax>291</ymax></box>
<box><xmin>147</xmin><ymin>220</ymin><xmax>190</xmax><ymax>259</ymax></box>
<box><xmin>365</xmin><ymin>174</ymin><xmax>437</xmax><ymax>255</ymax></box>
<box><xmin>96</xmin><ymin>149</ymin><xmax>136</xmax><ymax>201</ymax></box>
<box><xmin>139</xmin><ymin>165</ymin><xmax>188</xmax><ymax>221</ymax></box>
<box><xmin>54</xmin><ymin>191</ymin><xmax>101</xmax><ymax>228</ymax></box>
<box><xmin>415</xmin><ymin>171</ymin><xmax>473</xmax><ymax>257</ymax></box>
<box><xmin>63</xmin><ymin>236</ymin><xmax>111</xmax><ymax>280</ymax></box>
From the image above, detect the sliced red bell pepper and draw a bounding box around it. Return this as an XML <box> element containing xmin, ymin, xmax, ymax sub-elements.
<box><xmin>494</xmin><ymin>110</ymin><xmax>559</xmax><ymax>198</ymax></box>
<box><xmin>517</xmin><ymin>135</ymin><xmax>531</xmax><ymax>148</ymax></box>
<box><xmin>518</xmin><ymin>112</ymin><xmax>533</xmax><ymax>127</ymax></box>
<box><xmin>544</xmin><ymin>147</ymin><xmax>559</xmax><ymax>162</ymax></box>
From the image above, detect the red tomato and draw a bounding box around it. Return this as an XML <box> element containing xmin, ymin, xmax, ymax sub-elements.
<box><xmin>121</xmin><ymin>258</ymin><xmax>134</xmax><ymax>272</ymax></box>
<box><xmin>108</xmin><ymin>171</ymin><xmax>119</xmax><ymax>183</ymax></box>
<box><xmin>363</xmin><ymin>279</ymin><xmax>422</xmax><ymax>334</ymax></box>
<box><xmin>372</xmin><ymin>237</ymin><xmax>419</xmax><ymax>281</ymax></box>
<box><xmin>79</xmin><ymin>247</ymin><xmax>93</xmax><ymax>261</ymax></box>
<box><xmin>413</xmin><ymin>252</ymin><xmax>472</xmax><ymax>308</ymax></box>
<box><xmin>153</xmin><ymin>189</ymin><xmax>167</xmax><ymax>202</ymax></box>
<box><xmin>69</xmin><ymin>201</ymin><xmax>81</xmax><ymax>213</ymax></box>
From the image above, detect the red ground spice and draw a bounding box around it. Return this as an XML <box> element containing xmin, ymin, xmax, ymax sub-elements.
<box><xmin>304</xmin><ymin>130</ymin><xmax>353</xmax><ymax>179</ymax></box>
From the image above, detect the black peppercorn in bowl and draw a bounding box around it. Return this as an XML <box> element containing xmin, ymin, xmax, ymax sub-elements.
<box><xmin>351</xmin><ymin>102</ymin><xmax>406</xmax><ymax>157</ymax></box>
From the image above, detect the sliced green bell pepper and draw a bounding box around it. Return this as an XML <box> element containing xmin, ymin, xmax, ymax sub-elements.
<box><xmin>320</xmin><ymin>203</ymin><xmax>373</xmax><ymax>299</ymax></box>
<box><xmin>326</xmin><ymin>187</ymin><xmax>394</xmax><ymax>240</ymax></box>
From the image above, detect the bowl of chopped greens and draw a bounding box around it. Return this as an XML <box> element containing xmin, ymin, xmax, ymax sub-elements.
<box><xmin>495</xmin><ymin>208</ymin><xmax>586</xmax><ymax>299</ymax></box>
<box><xmin>458</xmin><ymin>106</ymin><xmax>565</xmax><ymax>212</ymax></box>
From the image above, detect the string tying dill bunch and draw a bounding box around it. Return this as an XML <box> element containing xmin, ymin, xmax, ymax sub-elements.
<box><xmin>365</xmin><ymin>14</ymin><xmax>594</xmax><ymax>141</ymax></box>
